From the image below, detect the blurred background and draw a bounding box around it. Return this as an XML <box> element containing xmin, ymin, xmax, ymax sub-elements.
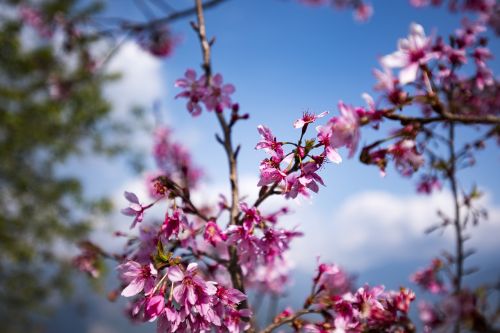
<box><xmin>1</xmin><ymin>0</ymin><xmax>499</xmax><ymax>332</ymax></box>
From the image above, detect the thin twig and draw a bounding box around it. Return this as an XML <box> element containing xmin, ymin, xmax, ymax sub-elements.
<box><xmin>260</xmin><ymin>309</ymin><xmax>320</xmax><ymax>333</ymax></box>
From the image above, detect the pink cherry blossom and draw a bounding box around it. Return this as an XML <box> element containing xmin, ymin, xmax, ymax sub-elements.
<box><xmin>293</xmin><ymin>111</ymin><xmax>328</xmax><ymax>129</ymax></box>
<box><xmin>204</xmin><ymin>220</ymin><xmax>227</xmax><ymax>246</ymax></box>
<box><xmin>168</xmin><ymin>263</ymin><xmax>217</xmax><ymax>306</ymax></box>
<box><xmin>411</xmin><ymin>259</ymin><xmax>447</xmax><ymax>294</ymax></box>
<box><xmin>144</xmin><ymin>294</ymin><xmax>165</xmax><ymax>321</ymax></box>
<box><xmin>117</xmin><ymin>261</ymin><xmax>157</xmax><ymax>297</ymax></box>
<box><xmin>417</xmin><ymin>175</ymin><xmax>442</xmax><ymax>194</ymax></box>
<box><xmin>137</xmin><ymin>25</ymin><xmax>178</xmax><ymax>58</ymax></box>
<box><xmin>316</xmin><ymin>124</ymin><xmax>342</xmax><ymax>163</ymax></box>
<box><xmin>19</xmin><ymin>5</ymin><xmax>53</xmax><ymax>38</ymax></box>
<box><xmin>388</xmin><ymin>140</ymin><xmax>424</xmax><ymax>176</ymax></box>
<box><xmin>121</xmin><ymin>191</ymin><xmax>152</xmax><ymax>229</ymax></box>
<box><xmin>257</xmin><ymin>158</ymin><xmax>288</xmax><ymax>187</ymax></box>
<box><xmin>175</xmin><ymin>69</ymin><xmax>207</xmax><ymax>116</ymax></box>
<box><xmin>381</xmin><ymin>22</ymin><xmax>436</xmax><ymax>84</ymax></box>
<box><xmin>161</xmin><ymin>208</ymin><xmax>188</xmax><ymax>240</ymax></box>
<box><xmin>329</xmin><ymin>101</ymin><xmax>361</xmax><ymax>158</ymax></box>
<box><xmin>204</xmin><ymin>74</ymin><xmax>236</xmax><ymax>112</ymax></box>
<box><xmin>255</xmin><ymin>125</ymin><xmax>284</xmax><ymax>158</ymax></box>
<box><xmin>354</xmin><ymin>2</ymin><xmax>373</xmax><ymax>22</ymax></box>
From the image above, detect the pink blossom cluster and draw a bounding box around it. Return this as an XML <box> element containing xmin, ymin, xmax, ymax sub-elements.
<box><xmin>409</xmin><ymin>0</ymin><xmax>500</xmax><ymax>34</ymax></box>
<box><xmin>113</xmin><ymin>189</ymin><xmax>306</xmax><ymax>331</ymax></box>
<box><xmin>118</xmin><ymin>260</ymin><xmax>250</xmax><ymax>332</ymax></box>
<box><xmin>411</xmin><ymin>259</ymin><xmax>447</xmax><ymax>294</ymax></box>
<box><xmin>150</xmin><ymin>126</ymin><xmax>203</xmax><ymax>192</ymax></box>
<box><xmin>410</xmin><ymin>259</ymin><xmax>490</xmax><ymax>332</ymax></box>
<box><xmin>273</xmin><ymin>263</ymin><xmax>416</xmax><ymax>332</ymax></box>
<box><xmin>255</xmin><ymin>97</ymin><xmax>422</xmax><ymax>199</ymax></box>
<box><xmin>175</xmin><ymin>69</ymin><xmax>237</xmax><ymax>116</ymax></box>
<box><xmin>137</xmin><ymin>25</ymin><xmax>178</xmax><ymax>58</ymax></box>
<box><xmin>375</xmin><ymin>20</ymin><xmax>497</xmax><ymax>105</ymax></box>
<box><xmin>355</xmin><ymin>20</ymin><xmax>499</xmax><ymax>182</ymax></box>
<box><xmin>19</xmin><ymin>5</ymin><xmax>54</xmax><ymax>38</ymax></box>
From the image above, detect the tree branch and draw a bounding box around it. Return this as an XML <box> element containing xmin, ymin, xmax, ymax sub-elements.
<box><xmin>191</xmin><ymin>0</ymin><xmax>252</xmax><ymax>330</ymax></box>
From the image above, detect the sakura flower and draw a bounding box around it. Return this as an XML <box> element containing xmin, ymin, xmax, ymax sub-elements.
<box><xmin>175</xmin><ymin>69</ymin><xmax>206</xmax><ymax>116</ymax></box>
<box><xmin>416</xmin><ymin>175</ymin><xmax>442</xmax><ymax>194</ymax></box>
<box><xmin>298</xmin><ymin>161</ymin><xmax>325</xmax><ymax>194</ymax></box>
<box><xmin>257</xmin><ymin>158</ymin><xmax>287</xmax><ymax>187</ymax></box>
<box><xmin>455</xmin><ymin>19</ymin><xmax>486</xmax><ymax>48</ymax></box>
<box><xmin>72</xmin><ymin>243</ymin><xmax>101</xmax><ymax>278</ymax></box>
<box><xmin>411</xmin><ymin>259</ymin><xmax>447</xmax><ymax>294</ymax></box>
<box><xmin>373</xmin><ymin>66</ymin><xmax>398</xmax><ymax>92</ymax></box>
<box><xmin>161</xmin><ymin>208</ymin><xmax>188</xmax><ymax>240</ymax></box>
<box><xmin>410</xmin><ymin>0</ymin><xmax>431</xmax><ymax>7</ymax></box>
<box><xmin>329</xmin><ymin>102</ymin><xmax>361</xmax><ymax>158</ymax></box>
<box><xmin>388</xmin><ymin>140</ymin><xmax>424</xmax><ymax>176</ymax></box>
<box><xmin>204</xmin><ymin>220</ymin><xmax>227</xmax><ymax>247</ymax></box>
<box><xmin>293</xmin><ymin>111</ymin><xmax>328</xmax><ymax>129</ymax></box>
<box><xmin>204</xmin><ymin>73</ymin><xmax>236</xmax><ymax>112</ymax></box>
<box><xmin>157</xmin><ymin>301</ymin><xmax>184</xmax><ymax>332</ymax></box>
<box><xmin>260</xmin><ymin>228</ymin><xmax>303</xmax><ymax>264</ymax></box>
<box><xmin>314</xmin><ymin>263</ymin><xmax>352</xmax><ymax>296</ymax></box>
<box><xmin>117</xmin><ymin>260</ymin><xmax>157</xmax><ymax>297</ymax></box>
<box><xmin>418</xmin><ymin>301</ymin><xmax>442</xmax><ymax>329</ymax></box>
<box><xmin>472</xmin><ymin>47</ymin><xmax>492</xmax><ymax>67</ymax></box>
<box><xmin>137</xmin><ymin>25</ymin><xmax>177</xmax><ymax>58</ymax></box>
<box><xmin>316</xmin><ymin>124</ymin><xmax>342</xmax><ymax>163</ymax></box>
<box><xmin>354</xmin><ymin>2</ymin><xmax>373</xmax><ymax>22</ymax></box>
<box><xmin>475</xmin><ymin>64</ymin><xmax>494</xmax><ymax>90</ymax></box>
<box><xmin>255</xmin><ymin>125</ymin><xmax>284</xmax><ymax>158</ymax></box>
<box><xmin>352</xmin><ymin>285</ymin><xmax>386</xmax><ymax>319</ymax></box>
<box><xmin>19</xmin><ymin>5</ymin><xmax>53</xmax><ymax>38</ymax></box>
<box><xmin>121</xmin><ymin>191</ymin><xmax>151</xmax><ymax>229</ymax></box>
<box><xmin>168</xmin><ymin>263</ymin><xmax>217</xmax><ymax>306</ymax></box>
<box><xmin>225</xmin><ymin>225</ymin><xmax>260</xmax><ymax>265</ymax></box>
<box><xmin>284</xmin><ymin>173</ymin><xmax>310</xmax><ymax>199</ymax></box>
<box><xmin>144</xmin><ymin>294</ymin><xmax>165</xmax><ymax>321</ymax></box>
<box><xmin>215</xmin><ymin>285</ymin><xmax>247</xmax><ymax>306</ymax></box>
<box><xmin>381</xmin><ymin>23</ymin><xmax>436</xmax><ymax>84</ymax></box>
<box><xmin>392</xmin><ymin>288</ymin><xmax>416</xmax><ymax>313</ymax></box>
<box><xmin>240</xmin><ymin>202</ymin><xmax>262</xmax><ymax>229</ymax></box>
<box><xmin>223</xmin><ymin>309</ymin><xmax>252</xmax><ymax>333</ymax></box>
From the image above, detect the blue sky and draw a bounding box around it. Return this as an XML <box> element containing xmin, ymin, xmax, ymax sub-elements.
<box><xmin>53</xmin><ymin>1</ymin><xmax>500</xmax><ymax>332</ymax></box>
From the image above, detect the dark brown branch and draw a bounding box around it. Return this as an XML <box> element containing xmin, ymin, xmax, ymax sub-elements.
<box><xmin>383</xmin><ymin>109</ymin><xmax>500</xmax><ymax>126</ymax></box>
<box><xmin>260</xmin><ymin>309</ymin><xmax>320</xmax><ymax>333</ymax></box>
<box><xmin>448</xmin><ymin>123</ymin><xmax>464</xmax><ymax>333</ymax></box>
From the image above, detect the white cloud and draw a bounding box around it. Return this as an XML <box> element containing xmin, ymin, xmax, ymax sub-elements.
<box><xmin>288</xmin><ymin>190</ymin><xmax>500</xmax><ymax>273</ymax></box>
<box><xmin>105</xmin><ymin>41</ymin><xmax>166</xmax><ymax>119</ymax></box>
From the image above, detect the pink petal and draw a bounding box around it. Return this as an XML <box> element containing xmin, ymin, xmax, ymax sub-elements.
<box><xmin>173</xmin><ymin>284</ymin><xmax>186</xmax><ymax>303</ymax></box>
<box><xmin>186</xmin><ymin>262</ymin><xmax>198</xmax><ymax>274</ymax></box>
<box><xmin>121</xmin><ymin>278</ymin><xmax>145</xmax><ymax>297</ymax></box>
<box><xmin>222</xmin><ymin>84</ymin><xmax>235</xmax><ymax>94</ymax></box>
<box><xmin>399</xmin><ymin>63</ymin><xmax>419</xmax><ymax>85</ymax></box>
<box><xmin>124</xmin><ymin>191</ymin><xmax>139</xmax><ymax>204</ymax></box>
<box><xmin>185</xmin><ymin>69</ymin><xmax>196</xmax><ymax>81</ymax></box>
<box><xmin>293</xmin><ymin>119</ymin><xmax>305</xmax><ymax>128</ymax></box>
<box><xmin>381</xmin><ymin>51</ymin><xmax>406</xmax><ymax>68</ymax></box>
<box><xmin>326</xmin><ymin>147</ymin><xmax>342</xmax><ymax>164</ymax></box>
<box><xmin>187</xmin><ymin>286</ymin><xmax>197</xmax><ymax>305</ymax></box>
<box><xmin>167</xmin><ymin>266</ymin><xmax>184</xmax><ymax>282</ymax></box>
